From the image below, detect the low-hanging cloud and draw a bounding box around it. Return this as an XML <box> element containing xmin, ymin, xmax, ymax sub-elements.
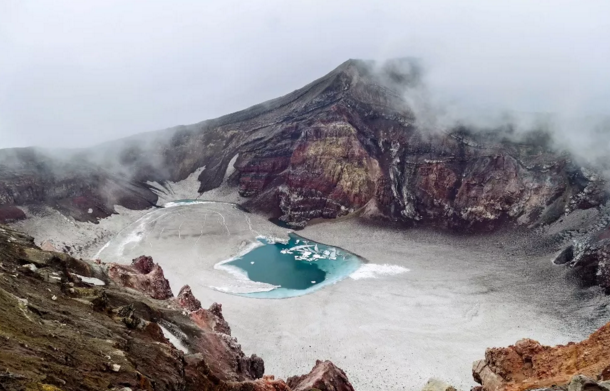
<box><xmin>386</xmin><ymin>58</ymin><xmax>610</xmax><ymax>170</ymax></box>
<box><xmin>0</xmin><ymin>0</ymin><xmax>609</xmax><ymax>166</ymax></box>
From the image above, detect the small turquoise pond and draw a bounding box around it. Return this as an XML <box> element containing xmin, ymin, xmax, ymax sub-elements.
<box><xmin>225</xmin><ymin>234</ymin><xmax>363</xmax><ymax>298</ymax></box>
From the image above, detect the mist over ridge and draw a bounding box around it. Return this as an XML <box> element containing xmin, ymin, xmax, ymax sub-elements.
<box><xmin>1</xmin><ymin>1</ymin><xmax>609</xmax><ymax>159</ymax></box>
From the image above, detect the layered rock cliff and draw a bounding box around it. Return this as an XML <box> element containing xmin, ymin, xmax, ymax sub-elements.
<box><xmin>1</xmin><ymin>59</ymin><xmax>605</xmax><ymax>228</ymax></box>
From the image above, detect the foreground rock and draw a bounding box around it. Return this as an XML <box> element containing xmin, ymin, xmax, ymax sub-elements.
<box><xmin>489</xmin><ymin>375</ymin><xmax>610</xmax><ymax>391</ymax></box>
<box><xmin>108</xmin><ymin>255</ymin><xmax>174</xmax><ymax>300</ymax></box>
<box><xmin>421</xmin><ymin>378</ymin><xmax>458</xmax><ymax>391</ymax></box>
<box><xmin>564</xmin><ymin>375</ymin><xmax>610</xmax><ymax>391</ymax></box>
<box><xmin>0</xmin><ymin>225</ymin><xmax>352</xmax><ymax>390</ymax></box>
<box><xmin>287</xmin><ymin>360</ymin><xmax>355</xmax><ymax>391</ymax></box>
<box><xmin>177</xmin><ymin>284</ymin><xmax>202</xmax><ymax>311</ymax></box>
<box><xmin>473</xmin><ymin>322</ymin><xmax>610</xmax><ymax>391</ymax></box>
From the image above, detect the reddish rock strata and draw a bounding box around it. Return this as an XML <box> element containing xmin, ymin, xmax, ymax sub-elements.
<box><xmin>0</xmin><ymin>60</ymin><xmax>609</xmax><ymax>288</ymax></box>
<box><xmin>0</xmin><ymin>60</ymin><xmax>604</xmax><ymax>230</ymax></box>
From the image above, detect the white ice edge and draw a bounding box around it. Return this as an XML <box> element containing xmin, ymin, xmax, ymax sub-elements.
<box><xmin>213</xmin><ymin>238</ymin><xmax>281</xmax><ymax>293</ymax></box>
<box><xmin>256</xmin><ymin>234</ymin><xmax>289</xmax><ymax>245</ymax></box>
<box><xmin>233</xmin><ymin>253</ymin><xmax>409</xmax><ymax>298</ymax></box>
<box><xmin>242</xmin><ymin>260</ymin><xmax>362</xmax><ymax>299</ymax></box>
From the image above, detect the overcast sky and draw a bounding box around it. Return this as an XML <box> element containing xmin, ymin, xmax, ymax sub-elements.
<box><xmin>1</xmin><ymin>0</ymin><xmax>609</xmax><ymax>149</ymax></box>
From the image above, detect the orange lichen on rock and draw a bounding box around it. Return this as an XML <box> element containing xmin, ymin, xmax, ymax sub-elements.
<box><xmin>287</xmin><ymin>360</ymin><xmax>355</xmax><ymax>391</ymax></box>
<box><xmin>473</xmin><ymin>323</ymin><xmax>610</xmax><ymax>391</ymax></box>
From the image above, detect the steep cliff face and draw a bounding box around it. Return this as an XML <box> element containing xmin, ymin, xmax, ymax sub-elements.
<box><xmin>0</xmin><ymin>148</ymin><xmax>159</xmax><ymax>223</ymax></box>
<box><xmin>0</xmin><ymin>59</ymin><xmax>604</xmax><ymax>230</ymax></box>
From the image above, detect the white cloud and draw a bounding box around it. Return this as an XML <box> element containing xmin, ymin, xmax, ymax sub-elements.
<box><xmin>0</xmin><ymin>0</ymin><xmax>608</xmax><ymax>149</ymax></box>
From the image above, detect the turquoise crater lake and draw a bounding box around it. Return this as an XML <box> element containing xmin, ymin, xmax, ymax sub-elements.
<box><xmin>223</xmin><ymin>234</ymin><xmax>363</xmax><ymax>298</ymax></box>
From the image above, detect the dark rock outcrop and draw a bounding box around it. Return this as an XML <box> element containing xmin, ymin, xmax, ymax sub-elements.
<box><xmin>0</xmin><ymin>205</ymin><xmax>26</xmax><ymax>223</ymax></box>
<box><xmin>550</xmin><ymin>207</ymin><xmax>610</xmax><ymax>292</ymax></box>
<box><xmin>565</xmin><ymin>375</ymin><xmax>610</xmax><ymax>391</ymax></box>
<box><xmin>0</xmin><ymin>147</ymin><xmax>160</xmax><ymax>222</ymax></box>
<box><xmin>1</xmin><ymin>59</ymin><xmax>604</xmax><ymax>230</ymax></box>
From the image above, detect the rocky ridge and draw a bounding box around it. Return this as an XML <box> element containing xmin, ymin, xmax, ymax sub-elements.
<box><xmin>0</xmin><ymin>224</ymin><xmax>354</xmax><ymax>390</ymax></box>
<box><xmin>0</xmin><ymin>60</ymin><xmax>605</xmax><ymax>232</ymax></box>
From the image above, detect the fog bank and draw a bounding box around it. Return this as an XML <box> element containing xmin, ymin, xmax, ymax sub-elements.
<box><xmin>1</xmin><ymin>1</ymin><xmax>608</xmax><ymax>151</ymax></box>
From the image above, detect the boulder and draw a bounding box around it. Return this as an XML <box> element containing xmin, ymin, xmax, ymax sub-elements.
<box><xmin>0</xmin><ymin>205</ymin><xmax>26</xmax><ymax>224</ymax></box>
<box><xmin>568</xmin><ymin>375</ymin><xmax>610</xmax><ymax>391</ymax></box>
<box><xmin>287</xmin><ymin>360</ymin><xmax>355</xmax><ymax>391</ymax></box>
<box><xmin>421</xmin><ymin>378</ymin><xmax>458</xmax><ymax>391</ymax></box>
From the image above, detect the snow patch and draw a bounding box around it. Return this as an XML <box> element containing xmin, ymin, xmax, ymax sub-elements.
<box><xmin>160</xmin><ymin>325</ymin><xmax>189</xmax><ymax>353</ymax></box>
<box><xmin>349</xmin><ymin>264</ymin><xmax>410</xmax><ymax>280</ymax></box>
<box><xmin>148</xmin><ymin>166</ymin><xmax>206</xmax><ymax>205</ymax></box>
<box><xmin>93</xmin><ymin>241</ymin><xmax>110</xmax><ymax>259</ymax></box>
<box><xmin>164</xmin><ymin>200</ymin><xmax>215</xmax><ymax>208</ymax></box>
<box><xmin>75</xmin><ymin>274</ymin><xmax>106</xmax><ymax>286</ymax></box>
<box><xmin>224</xmin><ymin>154</ymin><xmax>239</xmax><ymax>181</ymax></box>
